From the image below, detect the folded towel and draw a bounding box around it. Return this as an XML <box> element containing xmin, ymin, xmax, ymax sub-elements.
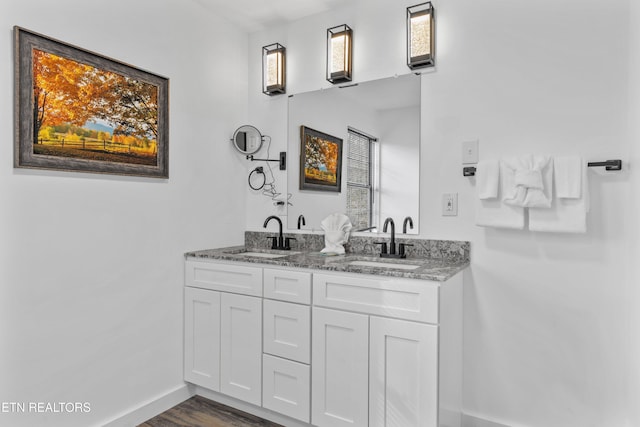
<box><xmin>475</xmin><ymin>198</ymin><xmax>526</xmax><ymax>230</ymax></box>
<box><xmin>529</xmin><ymin>162</ymin><xmax>590</xmax><ymax>233</ymax></box>
<box><xmin>502</xmin><ymin>155</ymin><xmax>552</xmax><ymax>208</ymax></box>
<box><xmin>476</xmin><ymin>159</ymin><xmax>500</xmax><ymax>199</ymax></box>
<box><xmin>554</xmin><ymin>156</ymin><xmax>582</xmax><ymax>198</ymax></box>
<box><xmin>514</xmin><ymin>169</ymin><xmax>543</xmax><ymax>190</ymax></box>
<box><xmin>320</xmin><ymin>213</ymin><xmax>353</xmax><ymax>254</ymax></box>
<box><xmin>475</xmin><ymin>161</ymin><xmax>525</xmax><ymax>229</ymax></box>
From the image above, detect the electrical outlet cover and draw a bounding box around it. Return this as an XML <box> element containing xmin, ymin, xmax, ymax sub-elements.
<box><xmin>442</xmin><ymin>193</ymin><xmax>458</xmax><ymax>216</ymax></box>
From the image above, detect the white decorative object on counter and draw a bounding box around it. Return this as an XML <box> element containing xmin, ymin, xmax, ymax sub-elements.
<box><xmin>320</xmin><ymin>213</ymin><xmax>352</xmax><ymax>255</ymax></box>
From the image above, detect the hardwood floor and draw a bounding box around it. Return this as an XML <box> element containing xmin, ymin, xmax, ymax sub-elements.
<box><xmin>138</xmin><ymin>395</ymin><xmax>284</xmax><ymax>427</ymax></box>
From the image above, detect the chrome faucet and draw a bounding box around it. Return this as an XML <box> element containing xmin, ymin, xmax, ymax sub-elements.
<box><xmin>297</xmin><ymin>214</ymin><xmax>306</xmax><ymax>230</ymax></box>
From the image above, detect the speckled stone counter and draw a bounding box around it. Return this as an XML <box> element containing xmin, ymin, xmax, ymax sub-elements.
<box><xmin>185</xmin><ymin>232</ymin><xmax>470</xmax><ymax>282</ymax></box>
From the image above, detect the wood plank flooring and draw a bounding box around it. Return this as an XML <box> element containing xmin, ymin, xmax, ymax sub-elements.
<box><xmin>138</xmin><ymin>395</ymin><xmax>284</xmax><ymax>427</ymax></box>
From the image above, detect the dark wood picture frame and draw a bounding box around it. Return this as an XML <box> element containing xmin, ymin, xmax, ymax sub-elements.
<box><xmin>299</xmin><ymin>125</ymin><xmax>342</xmax><ymax>192</ymax></box>
<box><xmin>14</xmin><ymin>27</ymin><xmax>169</xmax><ymax>178</ymax></box>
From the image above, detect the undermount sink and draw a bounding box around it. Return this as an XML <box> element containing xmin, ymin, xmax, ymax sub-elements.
<box><xmin>238</xmin><ymin>251</ymin><xmax>291</xmax><ymax>259</ymax></box>
<box><xmin>224</xmin><ymin>249</ymin><xmax>300</xmax><ymax>259</ymax></box>
<box><xmin>347</xmin><ymin>260</ymin><xmax>422</xmax><ymax>270</ymax></box>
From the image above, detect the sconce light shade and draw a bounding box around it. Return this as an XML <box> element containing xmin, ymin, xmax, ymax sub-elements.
<box><xmin>407</xmin><ymin>2</ymin><xmax>435</xmax><ymax>69</ymax></box>
<box><xmin>262</xmin><ymin>43</ymin><xmax>286</xmax><ymax>95</ymax></box>
<box><xmin>326</xmin><ymin>24</ymin><xmax>353</xmax><ymax>84</ymax></box>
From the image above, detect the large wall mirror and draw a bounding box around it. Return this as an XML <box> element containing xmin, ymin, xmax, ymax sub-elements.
<box><xmin>287</xmin><ymin>73</ymin><xmax>420</xmax><ymax>234</ymax></box>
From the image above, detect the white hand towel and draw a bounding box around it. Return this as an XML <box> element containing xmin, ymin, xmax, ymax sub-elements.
<box><xmin>320</xmin><ymin>213</ymin><xmax>353</xmax><ymax>254</ymax></box>
<box><xmin>502</xmin><ymin>155</ymin><xmax>552</xmax><ymax>208</ymax></box>
<box><xmin>475</xmin><ymin>160</ymin><xmax>525</xmax><ymax>229</ymax></box>
<box><xmin>475</xmin><ymin>198</ymin><xmax>526</xmax><ymax>230</ymax></box>
<box><xmin>554</xmin><ymin>156</ymin><xmax>582</xmax><ymax>198</ymax></box>
<box><xmin>477</xmin><ymin>159</ymin><xmax>500</xmax><ymax>199</ymax></box>
<box><xmin>529</xmin><ymin>162</ymin><xmax>590</xmax><ymax>233</ymax></box>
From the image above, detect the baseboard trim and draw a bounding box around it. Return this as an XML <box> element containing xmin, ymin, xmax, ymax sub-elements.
<box><xmin>462</xmin><ymin>412</ymin><xmax>512</xmax><ymax>427</ymax></box>
<box><xmin>101</xmin><ymin>384</ymin><xmax>194</xmax><ymax>427</ymax></box>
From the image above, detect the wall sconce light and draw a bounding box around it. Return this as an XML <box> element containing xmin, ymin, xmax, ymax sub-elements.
<box><xmin>407</xmin><ymin>2</ymin><xmax>435</xmax><ymax>69</ymax></box>
<box><xmin>326</xmin><ymin>24</ymin><xmax>352</xmax><ymax>84</ymax></box>
<box><xmin>262</xmin><ymin>43</ymin><xmax>286</xmax><ymax>95</ymax></box>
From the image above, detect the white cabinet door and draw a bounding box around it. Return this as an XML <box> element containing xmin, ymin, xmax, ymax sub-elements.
<box><xmin>184</xmin><ymin>287</ymin><xmax>220</xmax><ymax>391</ymax></box>
<box><xmin>369</xmin><ymin>316</ymin><xmax>438</xmax><ymax>427</ymax></box>
<box><xmin>312</xmin><ymin>307</ymin><xmax>369</xmax><ymax>427</ymax></box>
<box><xmin>220</xmin><ymin>292</ymin><xmax>262</xmax><ymax>406</ymax></box>
<box><xmin>263</xmin><ymin>299</ymin><xmax>311</xmax><ymax>364</ymax></box>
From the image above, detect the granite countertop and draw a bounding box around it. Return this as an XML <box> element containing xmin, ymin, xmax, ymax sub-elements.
<box><xmin>185</xmin><ymin>245</ymin><xmax>469</xmax><ymax>282</ymax></box>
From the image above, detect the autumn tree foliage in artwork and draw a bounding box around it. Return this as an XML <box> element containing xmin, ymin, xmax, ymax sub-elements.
<box><xmin>32</xmin><ymin>49</ymin><xmax>158</xmax><ymax>149</ymax></box>
<box><xmin>304</xmin><ymin>134</ymin><xmax>340</xmax><ymax>184</ymax></box>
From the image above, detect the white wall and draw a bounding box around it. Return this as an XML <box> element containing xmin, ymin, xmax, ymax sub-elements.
<box><xmin>626</xmin><ymin>0</ymin><xmax>640</xmax><ymax>424</ymax></box>
<box><xmin>0</xmin><ymin>1</ymin><xmax>248</xmax><ymax>426</ymax></box>
<box><xmin>424</xmin><ymin>1</ymin><xmax>632</xmax><ymax>426</ymax></box>
<box><xmin>248</xmin><ymin>0</ymin><xmax>638</xmax><ymax>426</ymax></box>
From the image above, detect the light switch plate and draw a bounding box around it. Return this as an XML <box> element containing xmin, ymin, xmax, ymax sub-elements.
<box><xmin>462</xmin><ymin>139</ymin><xmax>479</xmax><ymax>164</ymax></box>
<box><xmin>442</xmin><ymin>193</ymin><xmax>458</xmax><ymax>216</ymax></box>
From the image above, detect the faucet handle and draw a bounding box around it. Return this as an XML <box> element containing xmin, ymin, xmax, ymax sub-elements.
<box><xmin>374</xmin><ymin>241</ymin><xmax>388</xmax><ymax>255</ymax></box>
<box><xmin>398</xmin><ymin>243</ymin><xmax>413</xmax><ymax>258</ymax></box>
<box><xmin>266</xmin><ymin>236</ymin><xmax>278</xmax><ymax>249</ymax></box>
<box><xmin>284</xmin><ymin>237</ymin><xmax>296</xmax><ymax>250</ymax></box>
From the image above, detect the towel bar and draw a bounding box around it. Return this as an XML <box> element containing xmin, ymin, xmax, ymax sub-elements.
<box><xmin>464</xmin><ymin>159</ymin><xmax>622</xmax><ymax>176</ymax></box>
<box><xmin>587</xmin><ymin>159</ymin><xmax>622</xmax><ymax>171</ymax></box>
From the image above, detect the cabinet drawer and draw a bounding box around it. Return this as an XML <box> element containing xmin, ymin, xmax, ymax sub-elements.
<box><xmin>313</xmin><ymin>272</ymin><xmax>439</xmax><ymax>324</ymax></box>
<box><xmin>263</xmin><ymin>299</ymin><xmax>310</xmax><ymax>364</ymax></box>
<box><xmin>262</xmin><ymin>354</ymin><xmax>310</xmax><ymax>423</ymax></box>
<box><xmin>263</xmin><ymin>268</ymin><xmax>311</xmax><ymax>304</ymax></box>
<box><xmin>186</xmin><ymin>260</ymin><xmax>262</xmax><ymax>296</ymax></box>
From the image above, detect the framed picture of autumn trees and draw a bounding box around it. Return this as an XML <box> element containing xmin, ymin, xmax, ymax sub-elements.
<box><xmin>299</xmin><ymin>126</ymin><xmax>342</xmax><ymax>192</ymax></box>
<box><xmin>14</xmin><ymin>27</ymin><xmax>169</xmax><ymax>178</ymax></box>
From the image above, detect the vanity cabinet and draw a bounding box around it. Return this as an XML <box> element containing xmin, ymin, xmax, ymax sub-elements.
<box><xmin>184</xmin><ymin>257</ymin><xmax>462</xmax><ymax>427</ymax></box>
<box><xmin>311</xmin><ymin>272</ymin><xmax>462</xmax><ymax>427</ymax></box>
<box><xmin>184</xmin><ymin>261</ymin><xmax>263</xmax><ymax>407</ymax></box>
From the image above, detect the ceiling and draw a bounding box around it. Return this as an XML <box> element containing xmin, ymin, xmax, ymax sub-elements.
<box><xmin>192</xmin><ymin>0</ymin><xmax>351</xmax><ymax>32</ymax></box>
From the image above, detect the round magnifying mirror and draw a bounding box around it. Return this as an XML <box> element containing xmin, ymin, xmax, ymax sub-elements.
<box><xmin>231</xmin><ymin>125</ymin><xmax>263</xmax><ymax>155</ymax></box>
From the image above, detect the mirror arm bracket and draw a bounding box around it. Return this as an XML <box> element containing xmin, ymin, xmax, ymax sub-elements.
<box><xmin>246</xmin><ymin>152</ymin><xmax>287</xmax><ymax>171</ymax></box>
